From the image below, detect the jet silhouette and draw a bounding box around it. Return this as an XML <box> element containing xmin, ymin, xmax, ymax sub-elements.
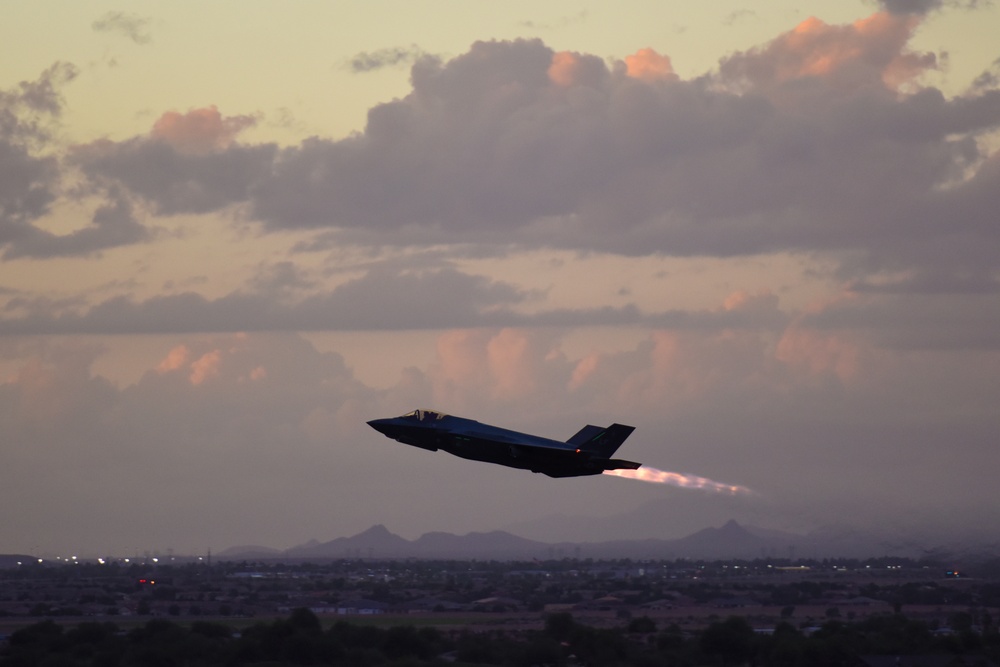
<box><xmin>368</xmin><ymin>409</ymin><xmax>641</xmax><ymax>478</ymax></box>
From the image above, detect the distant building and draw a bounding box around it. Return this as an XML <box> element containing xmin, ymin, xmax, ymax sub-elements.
<box><xmin>471</xmin><ymin>596</ymin><xmax>521</xmax><ymax>611</ymax></box>
<box><xmin>709</xmin><ymin>596</ymin><xmax>761</xmax><ymax>608</ymax></box>
<box><xmin>334</xmin><ymin>599</ymin><xmax>388</xmax><ymax>615</ymax></box>
<box><xmin>400</xmin><ymin>597</ymin><xmax>467</xmax><ymax>613</ymax></box>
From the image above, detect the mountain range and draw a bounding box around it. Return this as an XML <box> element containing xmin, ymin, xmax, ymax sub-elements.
<box><xmin>217</xmin><ymin>519</ymin><xmax>959</xmax><ymax>561</ymax></box>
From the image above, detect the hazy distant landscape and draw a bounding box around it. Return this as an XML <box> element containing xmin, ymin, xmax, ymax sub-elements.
<box><xmin>215</xmin><ymin>519</ymin><xmax>991</xmax><ymax>563</ymax></box>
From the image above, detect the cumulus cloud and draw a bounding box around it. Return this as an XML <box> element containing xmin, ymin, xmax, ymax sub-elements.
<box><xmin>623</xmin><ymin>48</ymin><xmax>678</xmax><ymax>82</ymax></box>
<box><xmin>237</xmin><ymin>21</ymin><xmax>975</xmax><ymax>265</ymax></box>
<box><xmin>72</xmin><ymin>17</ymin><xmax>997</xmax><ymax>296</ymax></box>
<box><xmin>547</xmin><ymin>50</ymin><xmax>608</xmax><ymax>87</ymax></box>
<box><xmin>66</xmin><ymin>12</ymin><xmax>1000</xmax><ymax>278</ymax></box>
<box><xmin>0</xmin><ymin>8</ymin><xmax>994</xmax><ymax>280</ymax></box>
<box><xmin>428</xmin><ymin>328</ymin><xmax>573</xmax><ymax>407</ymax></box>
<box><xmin>188</xmin><ymin>348</ymin><xmax>222</xmax><ymax>385</ymax></box>
<box><xmin>151</xmin><ymin>105</ymin><xmax>257</xmax><ymax>154</ymax></box>
<box><xmin>718</xmin><ymin>12</ymin><xmax>937</xmax><ymax>92</ymax></box>
<box><xmin>73</xmin><ymin>112</ymin><xmax>275</xmax><ymax>216</ymax></box>
<box><xmin>92</xmin><ymin>11</ymin><xmax>153</xmax><ymax>44</ymax></box>
<box><xmin>155</xmin><ymin>344</ymin><xmax>190</xmax><ymax>373</ymax></box>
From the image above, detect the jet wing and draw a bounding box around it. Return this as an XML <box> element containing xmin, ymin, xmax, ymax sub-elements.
<box><xmin>463</xmin><ymin>429</ymin><xmax>570</xmax><ymax>451</ymax></box>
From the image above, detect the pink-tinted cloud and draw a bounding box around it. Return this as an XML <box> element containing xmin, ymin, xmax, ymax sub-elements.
<box><xmin>624</xmin><ymin>48</ymin><xmax>678</xmax><ymax>83</ymax></box>
<box><xmin>188</xmin><ymin>349</ymin><xmax>221</xmax><ymax>385</ymax></box>
<box><xmin>568</xmin><ymin>353</ymin><xmax>600</xmax><ymax>390</ymax></box>
<box><xmin>154</xmin><ymin>342</ymin><xmax>230</xmax><ymax>385</ymax></box>
<box><xmin>719</xmin><ymin>12</ymin><xmax>936</xmax><ymax>93</ymax></box>
<box><xmin>156</xmin><ymin>345</ymin><xmax>190</xmax><ymax>373</ymax></box>
<box><xmin>424</xmin><ymin>325</ymin><xmax>770</xmax><ymax>415</ymax></box>
<box><xmin>433</xmin><ymin>329</ymin><xmax>491</xmax><ymax>401</ymax></box>
<box><xmin>10</xmin><ymin>357</ymin><xmax>61</xmax><ymax>423</ymax></box>
<box><xmin>3</xmin><ymin>346</ymin><xmax>117</xmax><ymax>438</ymax></box>
<box><xmin>151</xmin><ymin>105</ymin><xmax>256</xmax><ymax>154</ymax></box>
<box><xmin>775</xmin><ymin>326</ymin><xmax>864</xmax><ymax>382</ymax></box>
<box><xmin>486</xmin><ymin>328</ymin><xmax>544</xmax><ymax>399</ymax></box>
<box><xmin>547</xmin><ymin>50</ymin><xmax>607</xmax><ymax>87</ymax></box>
<box><xmin>425</xmin><ymin>328</ymin><xmax>571</xmax><ymax>412</ymax></box>
<box><xmin>772</xmin><ymin>292</ymin><xmax>868</xmax><ymax>382</ymax></box>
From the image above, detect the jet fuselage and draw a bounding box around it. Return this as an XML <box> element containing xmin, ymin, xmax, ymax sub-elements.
<box><xmin>367</xmin><ymin>409</ymin><xmax>641</xmax><ymax>478</ymax></box>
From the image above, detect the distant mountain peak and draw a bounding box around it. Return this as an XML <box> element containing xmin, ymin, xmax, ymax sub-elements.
<box><xmin>356</xmin><ymin>524</ymin><xmax>394</xmax><ymax>537</ymax></box>
<box><xmin>676</xmin><ymin>519</ymin><xmax>763</xmax><ymax>555</ymax></box>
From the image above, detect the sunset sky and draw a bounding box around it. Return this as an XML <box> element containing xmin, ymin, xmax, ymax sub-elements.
<box><xmin>2</xmin><ymin>0</ymin><xmax>999</xmax><ymax>557</ymax></box>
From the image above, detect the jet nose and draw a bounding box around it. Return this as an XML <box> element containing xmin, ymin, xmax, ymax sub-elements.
<box><xmin>367</xmin><ymin>418</ymin><xmax>395</xmax><ymax>437</ymax></box>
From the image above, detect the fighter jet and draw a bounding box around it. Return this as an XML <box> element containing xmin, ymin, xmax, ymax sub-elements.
<box><xmin>367</xmin><ymin>409</ymin><xmax>641</xmax><ymax>478</ymax></box>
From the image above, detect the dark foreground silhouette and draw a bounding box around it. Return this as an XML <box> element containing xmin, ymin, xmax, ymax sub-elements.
<box><xmin>3</xmin><ymin>608</ymin><xmax>999</xmax><ymax>667</ymax></box>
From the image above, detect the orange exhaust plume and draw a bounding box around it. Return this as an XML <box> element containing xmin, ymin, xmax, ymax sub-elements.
<box><xmin>604</xmin><ymin>466</ymin><xmax>753</xmax><ymax>495</ymax></box>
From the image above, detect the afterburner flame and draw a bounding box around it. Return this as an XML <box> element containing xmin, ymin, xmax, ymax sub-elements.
<box><xmin>604</xmin><ymin>466</ymin><xmax>753</xmax><ymax>495</ymax></box>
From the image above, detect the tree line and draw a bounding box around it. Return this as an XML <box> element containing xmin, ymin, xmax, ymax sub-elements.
<box><xmin>3</xmin><ymin>608</ymin><xmax>999</xmax><ymax>666</ymax></box>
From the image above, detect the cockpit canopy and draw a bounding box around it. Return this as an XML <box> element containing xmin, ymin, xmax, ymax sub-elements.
<box><xmin>401</xmin><ymin>409</ymin><xmax>449</xmax><ymax>422</ymax></box>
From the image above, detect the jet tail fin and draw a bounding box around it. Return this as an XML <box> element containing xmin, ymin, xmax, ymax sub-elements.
<box><xmin>567</xmin><ymin>423</ymin><xmax>635</xmax><ymax>458</ymax></box>
<box><xmin>567</xmin><ymin>425</ymin><xmax>604</xmax><ymax>447</ymax></box>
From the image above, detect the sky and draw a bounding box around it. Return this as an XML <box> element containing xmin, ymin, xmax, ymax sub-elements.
<box><xmin>2</xmin><ymin>0</ymin><xmax>999</xmax><ymax>558</ymax></box>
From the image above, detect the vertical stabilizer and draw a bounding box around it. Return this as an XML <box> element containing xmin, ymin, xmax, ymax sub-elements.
<box><xmin>567</xmin><ymin>425</ymin><xmax>604</xmax><ymax>447</ymax></box>
<box><xmin>568</xmin><ymin>423</ymin><xmax>635</xmax><ymax>457</ymax></box>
